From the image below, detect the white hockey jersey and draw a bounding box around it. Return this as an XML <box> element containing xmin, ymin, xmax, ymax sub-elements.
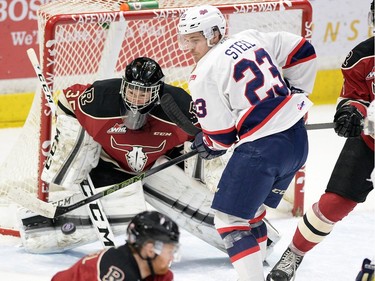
<box><xmin>188</xmin><ymin>29</ymin><xmax>317</xmax><ymax>150</ymax></box>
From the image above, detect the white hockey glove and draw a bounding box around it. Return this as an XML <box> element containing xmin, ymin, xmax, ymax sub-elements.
<box><xmin>41</xmin><ymin>114</ymin><xmax>101</xmax><ymax>187</ymax></box>
<box><xmin>364</xmin><ymin>101</ymin><xmax>375</xmax><ymax>138</ymax></box>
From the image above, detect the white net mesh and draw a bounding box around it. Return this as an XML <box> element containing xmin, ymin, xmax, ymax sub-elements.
<box><xmin>0</xmin><ymin>0</ymin><xmax>311</xmax><ymax>232</ymax></box>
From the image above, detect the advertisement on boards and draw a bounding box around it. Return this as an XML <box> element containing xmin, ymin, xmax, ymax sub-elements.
<box><xmin>0</xmin><ymin>0</ymin><xmax>373</xmax><ymax>92</ymax></box>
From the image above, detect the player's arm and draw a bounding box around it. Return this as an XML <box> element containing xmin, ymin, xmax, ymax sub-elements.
<box><xmin>52</xmin><ymin>251</ymin><xmax>102</xmax><ymax>281</ymax></box>
<box><xmin>261</xmin><ymin>30</ymin><xmax>317</xmax><ymax>94</ymax></box>
<box><xmin>333</xmin><ymin>56</ymin><xmax>371</xmax><ymax>138</ymax></box>
<box><xmin>57</xmin><ymin>83</ymin><xmax>92</xmax><ymax>116</ymax></box>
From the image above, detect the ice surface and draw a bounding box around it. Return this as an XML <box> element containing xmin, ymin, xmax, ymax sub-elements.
<box><xmin>0</xmin><ymin>105</ymin><xmax>374</xmax><ymax>280</ymax></box>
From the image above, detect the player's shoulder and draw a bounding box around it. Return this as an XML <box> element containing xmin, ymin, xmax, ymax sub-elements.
<box><xmin>91</xmin><ymin>78</ymin><xmax>122</xmax><ymax>94</ymax></box>
<box><xmin>342</xmin><ymin>36</ymin><xmax>374</xmax><ymax>69</ymax></box>
<box><xmin>68</xmin><ymin>78</ymin><xmax>123</xmax><ymax>118</ymax></box>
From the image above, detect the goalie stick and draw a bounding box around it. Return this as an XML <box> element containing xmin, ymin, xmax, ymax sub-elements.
<box><xmin>27</xmin><ymin>48</ymin><xmax>56</xmax><ymax>115</ymax></box>
<box><xmin>79</xmin><ymin>175</ymin><xmax>115</xmax><ymax>246</ymax></box>
<box><xmin>28</xmin><ymin>47</ymin><xmax>115</xmax><ymax>244</ymax></box>
<box><xmin>8</xmin><ymin>150</ymin><xmax>198</xmax><ymax>219</ymax></box>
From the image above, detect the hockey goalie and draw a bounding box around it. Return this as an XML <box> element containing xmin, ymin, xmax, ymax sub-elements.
<box><xmin>18</xmin><ymin>57</ymin><xmax>280</xmax><ymax>257</ymax></box>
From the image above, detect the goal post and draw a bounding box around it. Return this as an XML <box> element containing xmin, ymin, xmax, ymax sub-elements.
<box><xmin>0</xmin><ymin>0</ymin><xmax>312</xmax><ymax>235</ymax></box>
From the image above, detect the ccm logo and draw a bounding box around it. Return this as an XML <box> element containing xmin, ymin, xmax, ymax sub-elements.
<box><xmin>154</xmin><ymin>132</ymin><xmax>172</xmax><ymax>136</ymax></box>
<box><xmin>272</xmin><ymin>188</ymin><xmax>286</xmax><ymax>195</ymax></box>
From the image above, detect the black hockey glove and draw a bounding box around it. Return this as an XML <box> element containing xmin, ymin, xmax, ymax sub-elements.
<box><xmin>355</xmin><ymin>258</ymin><xmax>374</xmax><ymax>281</ymax></box>
<box><xmin>191</xmin><ymin>132</ymin><xmax>226</xmax><ymax>160</ymax></box>
<box><xmin>333</xmin><ymin>105</ymin><xmax>364</xmax><ymax>138</ymax></box>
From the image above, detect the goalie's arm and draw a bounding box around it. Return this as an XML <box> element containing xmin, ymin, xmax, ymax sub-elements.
<box><xmin>57</xmin><ymin>83</ymin><xmax>93</xmax><ymax>117</ymax></box>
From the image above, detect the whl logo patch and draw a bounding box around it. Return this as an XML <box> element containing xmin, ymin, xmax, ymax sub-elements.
<box><xmin>107</xmin><ymin>123</ymin><xmax>127</xmax><ymax>134</ymax></box>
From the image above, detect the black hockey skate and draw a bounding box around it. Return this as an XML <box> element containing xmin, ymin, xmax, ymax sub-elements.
<box><xmin>266</xmin><ymin>247</ymin><xmax>303</xmax><ymax>281</ymax></box>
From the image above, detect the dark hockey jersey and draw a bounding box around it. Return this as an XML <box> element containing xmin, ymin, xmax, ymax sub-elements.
<box><xmin>51</xmin><ymin>243</ymin><xmax>174</xmax><ymax>281</ymax></box>
<box><xmin>340</xmin><ymin>36</ymin><xmax>374</xmax><ymax>150</ymax></box>
<box><xmin>58</xmin><ymin>79</ymin><xmax>196</xmax><ymax>184</ymax></box>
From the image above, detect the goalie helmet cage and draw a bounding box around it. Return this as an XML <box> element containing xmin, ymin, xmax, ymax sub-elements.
<box><xmin>0</xmin><ymin>0</ymin><xmax>312</xmax><ymax>236</ymax></box>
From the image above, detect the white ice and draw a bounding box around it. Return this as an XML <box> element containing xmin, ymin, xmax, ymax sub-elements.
<box><xmin>0</xmin><ymin>105</ymin><xmax>374</xmax><ymax>281</ymax></box>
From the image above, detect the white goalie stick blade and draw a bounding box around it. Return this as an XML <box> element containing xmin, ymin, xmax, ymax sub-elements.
<box><xmin>7</xmin><ymin>150</ymin><xmax>198</xmax><ymax>218</ymax></box>
<box><xmin>8</xmin><ymin>187</ymin><xmax>58</xmax><ymax>218</ymax></box>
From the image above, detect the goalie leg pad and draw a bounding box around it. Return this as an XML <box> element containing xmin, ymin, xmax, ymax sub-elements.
<box><xmin>18</xmin><ymin>181</ymin><xmax>147</xmax><ymax>254</ymax></box>
<box><xmin>41</xmin><ymin>114</ymin><xmax>101</xmax><ymax>188</ymax></box>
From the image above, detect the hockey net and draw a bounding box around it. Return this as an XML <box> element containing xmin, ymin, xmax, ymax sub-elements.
<box><xmin>0</xmin><ymin>0</ymin><xmax>312</xmax><ymax>235</ymax></box>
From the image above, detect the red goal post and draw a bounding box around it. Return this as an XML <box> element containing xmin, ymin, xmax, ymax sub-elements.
<box><xmin>0</xmin><ymin>0</ymin><xmax>312</xmax><ymax>235</ymax></box>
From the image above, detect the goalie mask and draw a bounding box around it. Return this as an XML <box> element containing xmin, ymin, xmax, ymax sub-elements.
<box><xmin>120</xmin><ymin>57</ymin><xmax>164</xmax><ymax>130</ymax></box>
<box><xmin>177</xmin><ymin>5</ymin><xmax>226</xmax><ymax>50</ymax></box>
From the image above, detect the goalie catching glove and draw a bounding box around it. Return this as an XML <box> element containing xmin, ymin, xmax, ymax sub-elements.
<box><xmin>334</xmin><ymin>104</ymin><xmax>364</xmax><ymax>138</ymax></box>
<box><xmin>191</xmin><ymin>131</ymin><xmax>226</xmax><ymax>160</ymax></box>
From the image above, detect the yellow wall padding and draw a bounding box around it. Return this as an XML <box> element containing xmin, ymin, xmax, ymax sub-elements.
<box><xmin>0</xmin><ymin>69</ymin><xmax>344</xmax><ymax>128</ymax></box>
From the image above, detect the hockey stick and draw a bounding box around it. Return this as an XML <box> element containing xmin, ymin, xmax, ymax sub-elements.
<box><xmin>305</xmin><ymin>122</ymin><xmax>334</xmax><ymax>130</ymax></box>
<box><xmin>8</xmin><ymin>150</ymin><xmax>198</xmax><ymax>219</ymax></box>
<box><xmin>27</xmin><ymin>48</ymin><xmax>56</xmax><ymax>115</ymax></box>
<box><xmin>161</xmin><ymin>93</ymin><xmax>334</xmax><ymax>133</ymax></box>
<box><xmin>161</xmin><ymin>94</ymin><xmax>201</xmax><ymax>136</ymax></box>
<box><xmin>79</xmin><ymin>176</ymin><xmax>116</xmax><ymax>246</ymax></box>
<box><xmin>160</xmin><ymin>94</ymin><xmax>205</xmax><ymax>180</ymax></box>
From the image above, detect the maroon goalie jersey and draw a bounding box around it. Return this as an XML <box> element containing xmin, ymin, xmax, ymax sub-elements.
<box><xmin>59</xmin><ymin>79</ymin><xmax>196</xmax><ymax>184</ymax></box>
<box><xmin>340</xmin><ymin>36</ymin><xmax>374</xmax><ymax>150</ymax></box>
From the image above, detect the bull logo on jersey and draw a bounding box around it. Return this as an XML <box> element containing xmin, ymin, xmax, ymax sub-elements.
<box><xmin>366</xmin><ymin>66</ymin><xmax>375</xmax><ymax>80</ymax></box>
<box><xmin>111</xmin><ymin>136</ymin><xmax>166</xmax><ymax>172</ymax></box>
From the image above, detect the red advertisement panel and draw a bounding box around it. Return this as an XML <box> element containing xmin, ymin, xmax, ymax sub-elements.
<box><xmin>0</xmin><ymin>0</ymin><xmax>51</xmax><ymax>79</ymax></box>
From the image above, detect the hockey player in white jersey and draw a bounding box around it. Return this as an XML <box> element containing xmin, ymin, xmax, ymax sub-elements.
<box><xmin>177</xmin><ymin>5</ymin><xmax>317</xmax><ymax>281</ymax></box>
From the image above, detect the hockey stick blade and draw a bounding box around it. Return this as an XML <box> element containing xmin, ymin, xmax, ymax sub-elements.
<box><xmin>160</xmin><ymin>94</ymin><xmax>206</xmax><ymax>180</ymax></box>
<box><xmin>305</xmin><ymin>122</ymin><xmax>334</xmax><ymax>130</ymax></box>
<box><xmin>8</xmin><ymin>150</ymin><xmax>198</xmax><ymax>219</ymax></box>
<box><xmin>161</xmin><ymin>94</ymin><xmax>201</xmax><ymax>136</ymax></box>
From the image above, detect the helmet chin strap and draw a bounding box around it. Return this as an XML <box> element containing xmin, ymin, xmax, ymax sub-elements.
<box><xmin>207</xmin><ymin>38</ymin><xmax>216</xmax><ymax>48</ymax></box>
<box><xmin>138</xmin><ymin>249</ymin><xmax>158</xmax><ymax>278</ymax></box>
<box><xmin>206</xmin><ymin>30</ymin><xmax>223</xmax><ymax>48</ymax></box>
<box><xmin>146</xmin><ymin>256</ymin><xmax>156</xmax><ymax>277</ymax></box>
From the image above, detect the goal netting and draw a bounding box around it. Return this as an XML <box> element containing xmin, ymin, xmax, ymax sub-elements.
<box><xmin>0</xmin><ymin>0</ymin><xmax>312</xmax><ymax>235</ymax></box>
